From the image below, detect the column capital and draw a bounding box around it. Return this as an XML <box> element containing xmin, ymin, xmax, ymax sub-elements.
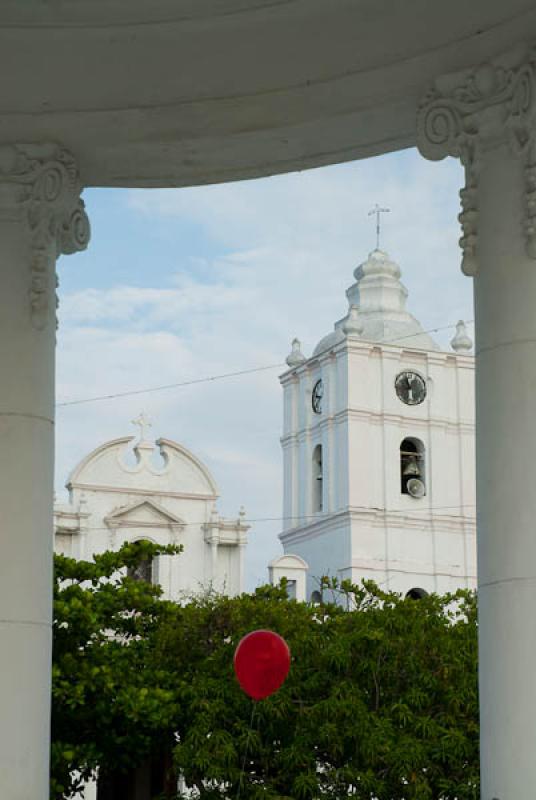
<box><xmin>0</xmin><ymin>143</ymin><xmax>90</xmax><ymax>329</ymax></box>
<box><xmin>417</xmin><ymin>44</ymin><xmax>536</xmax><ymax>275</ymax></box>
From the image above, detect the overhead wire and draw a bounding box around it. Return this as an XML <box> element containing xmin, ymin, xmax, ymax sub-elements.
<box><xmin>381</xmin><ymin>319</ymin><xmax>474</xmax><ymax>345</ymax></box>
<box><xmin>56</xmin><ymin>318</ymin><xmax>474</xmax><ymax>408</ymax></box>
<box><xmin>56</xmin><ymin>362</ymin><xmax>285</xmax><ymax>407</ymax></box>
<box><xmin>56</xmin><ymin>502</ymin><xmax>477</xmax><ymax>535</ymax></box>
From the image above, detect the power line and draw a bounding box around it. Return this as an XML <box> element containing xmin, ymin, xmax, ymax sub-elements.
<box><xmin>56</xmin><ymin>319</ymin><xmax>473</xmax><ymax>408</ymax></box>
<box><xmin>56</xmin><ymin>362</ymin><xmax>285</xmax><ymax>408</ymax></box>
<box><xmin>381</xmin><ymin>320</ymin><xmax>474</xmax><ymax>345</ymax></box>
<box><xmin>56</xmin><ymin>503</ymin><xmax>477</xmax><ymax>534</ymax></box>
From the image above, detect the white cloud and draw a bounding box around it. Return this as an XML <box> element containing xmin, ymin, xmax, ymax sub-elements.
<box><xmin>60</xmin><ymin>280</ymin><xmax>257</xmax><ymax>328</ymax></box>
<box><xmin>57</xmin><ymin>149</ymin><xmax>472</xmax><ymax>588</ymax></box>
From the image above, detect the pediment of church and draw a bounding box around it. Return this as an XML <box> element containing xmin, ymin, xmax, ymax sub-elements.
<box><xmin>67</xmin><ymin>435</ymin><xmax>219</xmax><ymax>498</ymax></box>
<box><xmin>105</xmin><ymin>499</ymin><xmax>184</xmax><ymax>529</ymax></box>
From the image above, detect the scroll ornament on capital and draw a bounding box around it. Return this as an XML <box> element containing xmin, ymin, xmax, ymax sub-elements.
<box><xmin>0</xmin><ymin>144</ymin><xmax>90</xmax><ymax>329</ymax></box>
<box><xmin>416</xmin><ymin>47</ymin><xmax>536</xmax><ymax>276</ymax></box>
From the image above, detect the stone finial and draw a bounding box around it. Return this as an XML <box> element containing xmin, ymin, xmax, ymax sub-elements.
<box><xmin>286</xmin><ymin>337</ymin><xmax>306</xmax><ymax>367</ymax></box>
<box><xmin>450</xmin><ymin>320</ymin><xmax>473</xmax><ymax>352</ymax></box>
<box><xmin>342</xmin><ymin>304</ymin><xmax>363</xmax><ymax>336</ymax></box>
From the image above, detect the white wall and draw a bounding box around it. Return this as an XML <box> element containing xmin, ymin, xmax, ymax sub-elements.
<box><xmin>279</xmin><ymin>336</ymin><xmax>476</xmax><ymax>601</ymax></box>
<box><xmin>54</xmin><ymin>434</ymin><xmax>249</xmax><ymax>600</ymax></box>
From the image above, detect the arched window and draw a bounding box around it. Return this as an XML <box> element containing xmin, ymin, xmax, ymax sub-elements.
<box><xmin>310</xmin><ymin>590</ymin><xmax>322</xmax><ymax>604</ymax></box>
<box><xmin>312</xmin><ymin>444</ymin><xmax>323</xmax><ymax>512</ymax></box>
<box><xmin>127</xmin><ymin>540</ymin><xmax>154</xmax><ymax>584</ymax></box>
<box><xmin>405</xmin><ymin>587</ymin><xmax>428</xmax><ymax>600</ymax></box>
<box><xmin>400</xmin><ymin>437</ymin><xmax>426</xmax><ymax>496</ymax></box>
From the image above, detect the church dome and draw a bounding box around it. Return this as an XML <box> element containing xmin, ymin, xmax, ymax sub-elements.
<box><xmin>313</xmin><ymin>327</ymin><xmax>346</xmax><ymax>357</ymax></box>
<box><xmin>312</xmin><ymin>248</ymin><xmax>439</xmax><ymax>356</ymax></box>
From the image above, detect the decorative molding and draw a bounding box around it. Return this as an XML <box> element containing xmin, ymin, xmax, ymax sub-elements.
<box><xmin>104</xmin><ymin>498</ymin><xmax>186</xmax><ymax>529</ymax></box>
<box><xmin>280</xmin><ymin>409</ymin><xmax>475</xmax><ymax>444</ymax></box>
<box><xmin>417</xmin><ymin>47</ymin><xmax>536</xmax><ymax>274</ymax></box>
<box><xmin>0</xmin><ymin>144</ymin><xmax>90</xmax><ymax>329</ymax></box>
<box><xmin>69</xmin><ymin>481</ymin><xmax>217</xmax><ymax>501</ymax></box>
<box><xmin>203</xmin><ymin>517</ymin><xmax>250</xmax><ymax>546</ymax></box>
<box><xmin>525</xmin><ymin>151</ymin><xmax>536</xmax><ymax>256</ymax></box>
<box><xmin>55</xmin><ymin>526</ymin><xmax>81</xmax><ymax>537</ymax></box>
<box><xmin>346</xmin><ymin>558</ymin><xmax>476</xmax><ymax>581</ymax></box>
<box><xmin>280</xmin><ymin>507</ymin><xmax>476</xmax><ymax>547</ymax></box>
<box><xmin>457</xmin><ymin>155</ymin><xmax>479</xmax><ymax>277</ymax></box>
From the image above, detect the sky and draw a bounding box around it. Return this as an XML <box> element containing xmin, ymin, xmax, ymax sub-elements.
<box><xmin>55</xmin><ymin>147</ymin><xmax>472</xmax><ymax>589</ymax></box>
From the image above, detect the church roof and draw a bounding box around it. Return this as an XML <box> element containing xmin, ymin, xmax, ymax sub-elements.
<box><xmin>312</xmin><ymin>249</ymin><xmax>439</xmax><ymax>357</ymax></box>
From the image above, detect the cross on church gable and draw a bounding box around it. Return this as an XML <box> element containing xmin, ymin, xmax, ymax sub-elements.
<box><xmin>132</xmin><ymin>412</ymin><xmax>152</xmax><ymax>442</ymax></box>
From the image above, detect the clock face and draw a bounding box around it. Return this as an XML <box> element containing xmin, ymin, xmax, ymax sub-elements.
<box><xmin>312</xmin><ymin>379</ymin><xmax>323</xmax><ymax>414</ymax></box>
<box><xmin>395</xmin><ymin>371</ymin><xmax>427</xmax><ymax>406</ymax></box>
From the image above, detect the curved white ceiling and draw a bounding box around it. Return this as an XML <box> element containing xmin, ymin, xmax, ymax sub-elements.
<box><xmin>1</xmin><ymin>0</ymin><xmax>535</xmax><ymax>186</ymax></box>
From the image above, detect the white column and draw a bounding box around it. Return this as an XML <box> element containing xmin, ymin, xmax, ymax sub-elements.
<box><xmin>298</xmin><ymin>370</ymin><xmax>313</xmax><ymax>521</ymax></box>
<box><xmin>281</xmin><ymin>440</ymin><xmax>292</xmax><ymax>526</ymax></box>
<box><xmin>321</xmin><ymin>355</ymin><xmax>335</xmax><ymax>513</ymax></box>
<box><xmin>289</xmin><ymin>377</ymin><xmax>299</xmax><ymax>525</ymax></box>
<box><xmin>475</xmin><ymin>142</ymin><xmax>536</xmax><ymax>798</ymax></box>
<box><xmin>237</xmin><ymin>541</ymin><xmax>247</xmax><ymax>595</ymax></box>
<box><xmin>211</xmin><ymin>538</ymin><xmax>219</xmax><ymax>582</ymax></box>
<box><xmin>418</xmin><ymin>48</ymin><xmax>536</xmax><ymax>799</ymax></box>
<box><xmin>335</xmin><ymin>351</ymin><xmax>349</xmax><ymax>512</ymax></box>
<box><xmin>281</xmin><ymin>376</ymin><xmax>299</xmax><ymax>529</ymax></box>
<box><xmin>0</xmin><ymin>144</ymin><xmax>89</xmax><ymax>799</ymax></box>
<box><xmin>76</xmin><ymin>493</ymin><xmax>89</xmax><ymax>560</ymax></box>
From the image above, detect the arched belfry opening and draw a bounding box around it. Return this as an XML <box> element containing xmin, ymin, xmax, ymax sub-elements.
<box><xmin>400</xmin><ymin>437</ymin><xmax>426</xmax><ymax>497</ymax></box>
<box><xmin>405</xmin><ymin>588</ymin><xmax>428</xmax><ymax>600</ymax></box>
<box><xmin>312</xmin><ymin>444</ymin><xmax>323</xmax><ymax>512</ymax></box>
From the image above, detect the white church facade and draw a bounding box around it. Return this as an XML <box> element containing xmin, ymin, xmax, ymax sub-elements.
<box><xmin>54</xmin><ymin>415</ymin><xmax>249</xmax><ymax>600</ymax></box>
<box><xmin>272</xmin><ymin>247</ymin><xmax>476</xmax><ymax>602</ymax></box>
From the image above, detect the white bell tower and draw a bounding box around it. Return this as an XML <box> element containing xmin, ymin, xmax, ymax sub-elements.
<box><xmin>277</xmin><ymin>247</ymin><xmax>476</xmax><ymax>601</ymax></box>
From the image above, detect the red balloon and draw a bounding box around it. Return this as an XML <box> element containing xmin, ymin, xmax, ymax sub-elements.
<box><xmin>233</xmin><ymin>630</ymin><xmax>291</xmax><ymax>700</ymax></box>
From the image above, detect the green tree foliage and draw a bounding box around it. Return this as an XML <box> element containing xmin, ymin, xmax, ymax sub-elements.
<box><xmin>51</xmin><ymin>541</ymin><xmax>181</xmax><ymax>798</ymax></box>
<box><xmin>163</xmin><ymin>580</ymin><xmax>479</xmax><ymax>800</ymax></box>
<box><xmin>52</xmin><ymin>548</ymin><xmax>479</xmax><ymax>800</ymax></box>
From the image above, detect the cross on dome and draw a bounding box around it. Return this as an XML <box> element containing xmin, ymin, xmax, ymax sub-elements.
<box><xmin>368</xmin><ymin>204</ymin><xmax>390</xmax><ymax>250</ymax></box>
<box><xmin>132</xmin><ymin>412</ymin><xmax>152</xmax><ymax>442</ymax></box>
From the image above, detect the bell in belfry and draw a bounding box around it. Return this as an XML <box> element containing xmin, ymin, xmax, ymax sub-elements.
<box><xmin>403</xmin><ymin>455</ymin><xmax>420</xmax><ymax>477</ymax></box>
